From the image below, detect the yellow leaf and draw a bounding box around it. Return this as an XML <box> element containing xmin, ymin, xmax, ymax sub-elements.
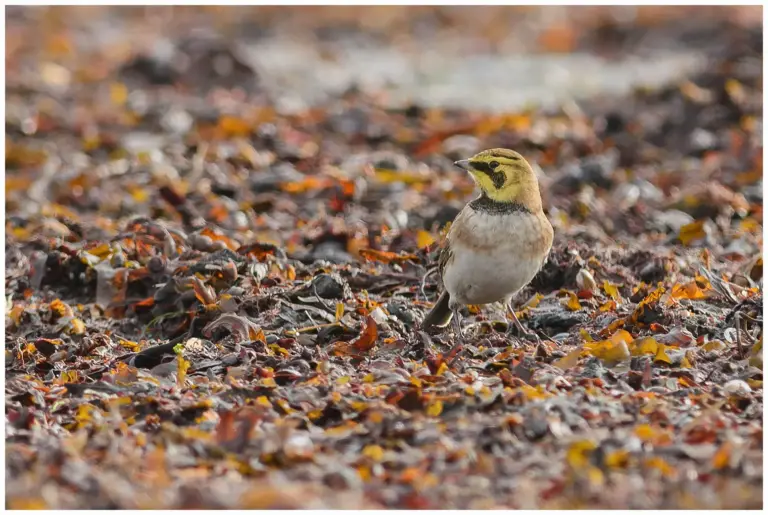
<box><xmin>602</xmin><ymin>281</ymin><xmax>621</xmax><ymax>301</ymax></box>
<box><xmin>177</xmin><ymin>355</ymin><xmax>190</xmax><ymax>386</ymax></box>
<box><xmin>127</xmin><ymin>185</ymin><xmax>149</xmax><ymax>203</ymax></box>
<box><xmin>260</xmin><ymin>377</ymin><xmax>277</xmax><ymax>387</ymax></box>
<box><xmin>410</xmin><ymin>376</ymin><xmax>423</xmax><ymax>388</ymax></box>
<box><xmin>426</xmin><ymin>400</ymin><xmax>443</xmax><ymax>417</ymax></box>
<box><xmin>416</xmin><ymin>230</ymin><xmax>435</xmax><ymax>249</ymax></box>
<box><xmin>634</xmin><ymin>424</ymin><xmax>656</xmax><ymax>442</ymax></box>
<box><xmin>654</xmin><ymin>343</ymin><xmax>672</xmax><ymax>364</ymax></box>
<box><xmin>680</xmin><ymin>355</ymin><xmax>693</xmax><ymax>369</ymax></box>
<box><xmin>523</xmin><ymin>293</ymin><xmax>544</xmax><ymax>309</ymax></box>
<box><xmin>335</xmin><ymin>303</ymin><xmax>344</xmax><ymax>322</ymax></box>
<box><xmin>611</xmin><ymin>330</ymin><xmax>633</xmax><ymax>345</ymax></box>
<box><xmin>374</xmin><ymin>168</ymin><xmax>430</xmax><ymax>185</ymax></box>
<box><xmin>110</xmin><ymin>82</ymin><xmax>128</xmax><ymax>105</ymax></box>
<box><xmin>119</xmin><ymin>339</ymin><xmax>141</xmax><ymax>351</ymax></box>
<box><xmin>75</xmin><ymin>404</ymin><xmax>98</xmax><ymax>426</ymax></box>
<box><xmin>579</xmin><ymin>328</ymin><xmax>593</xmax><ymax>342</ymax></box>
<box><xmin>566</xmin><ymin>440</ymin><xmax>597</xmax><ymax>469</ymax></box>
<box><xmin>630</xmin><ymin>337</ymin><xmax>658</xmax><ymax>356</ymax></box>
<box><xmin>644</xmin><ymin>456</ymin><xmax>677</xmax><ymax>477</ymax></box>
<box><xmin>58</xmin><ymin>370</ymin><xmax>79</xmax><ymax>384</ymax></box>
<box><xmin>599</xmin><ymin>300</ymin><xmax>616</xmax><ymax>312</ymax></box>
<box><xmin>585</xmin><ymin>339</ymin><xmax>630</xmax><ymax>363</ymax></box>
<box><xmin>553</xmin><ymin>347</ymin><xmax>582</xmax><ymax>371</ymax></box>
<box><xmin>86</xmin><ymin>243</ymin><xmax>112</xmax><ymax>259</ymax></box>
<box><xmin>725</xmin><ymin>78</ymin><xmax>745</xmax><ymax>101</ymax></box>
<box><xmin>362</xmin><ymin>444</ymin><xmax>384</xmax><ymax>462</ymax></box>
<box><xmin>7</xmin><ymin>499</ymin><xmax>48</xmax><ymax>510</ymax></box>
<box><xmin>68</xmin><ymin>318</ymin><xmax>86</xmax><ymax>335</ymax></box>
<box><xmin>702</xmin><ymin>340</ymin><xmax>727</xmax><ymax>352</ymax></box>
<box><xmin>336</xmin><ymin>376</ymin><xmax>351</xmax><ymax>385</ymax></box>
<box><xmin>585</xmin><ymin>330</ymin><xmax>632</xmax><ymax>363</ymax></box>
<box><xmin>255</xmin><ymin>396</ymin><xmax>272</xmax><ymax>408</ymax></box>
<box><xmin>587</xmin><ymin>466</ymin><xmax>605</xmax><ymax>486</ymax></box>
<box><xmin>604</xmin><ymin>449</ymin><xmax>630</xmax><ymax>468</ymax></box>
<box><xmin>436</xmin><ymin>362</ymin><xmax>449</xmax><ymax>376</ymax></box>
<box><xmin>679</xmin><ymin>220</ymin><xmax>707</xmax><ymax>246</ymax></box>
<box><xmin>563</xmin><ymin>292</ymin><xmax>582</xmax><ymax>311</ymax></box>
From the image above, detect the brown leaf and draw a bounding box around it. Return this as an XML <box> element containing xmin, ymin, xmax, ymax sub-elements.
<box><xmin>215</xmin><ymin>408</ymin><xmax>263</xmax><ymax>452</ymax></box>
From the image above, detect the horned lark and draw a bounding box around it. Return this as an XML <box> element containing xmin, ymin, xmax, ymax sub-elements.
<box><xmin>422</xmin><ymin>148</ymin><xmax>553</xmax><ymax>346</ymax></box>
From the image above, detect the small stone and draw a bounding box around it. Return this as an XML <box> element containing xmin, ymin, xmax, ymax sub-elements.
<box><xmin>723</xmin><ymin>379</ymin><xmax>751</xmax><ymax>398</ymax></box>
<box><xmin>576</xmin><ymin>268</ymin><xmax>597</xmax><ymax>292</ymax></box>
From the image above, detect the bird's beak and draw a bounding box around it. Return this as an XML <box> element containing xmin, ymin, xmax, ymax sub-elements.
<box><xmin>454</xmin><ymin>159</ymin><xmax>471</xmax><ymax>171</ymax></box>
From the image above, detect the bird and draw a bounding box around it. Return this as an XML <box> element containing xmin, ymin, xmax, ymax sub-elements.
<box><xmin>422</xmin><ymin>148</ymin><xmax>553</xmax><ymax>349</ymax></box>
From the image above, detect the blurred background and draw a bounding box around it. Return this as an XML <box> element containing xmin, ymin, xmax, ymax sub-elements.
<box><xmin>6</xmin><ymin>6</ymin><xmax>762</xmax><ymax>112</ymax></box>
<box><xmin>5</xmin><ymin>5</ymin><xmax>763</xmax><ymax>261</ymax></box>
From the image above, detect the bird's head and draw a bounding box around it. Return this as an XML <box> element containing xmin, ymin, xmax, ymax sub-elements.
<box><xmin>454</xmin><ymin>148</ymin><xmax>542</xmax><ymax>210</ymax></box>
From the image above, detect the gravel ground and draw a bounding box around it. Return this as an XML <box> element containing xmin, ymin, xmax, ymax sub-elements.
<box><xmin>5</xmin><ymin>6</ymin><xmax>763</xmax><ymax>509</ymax></box>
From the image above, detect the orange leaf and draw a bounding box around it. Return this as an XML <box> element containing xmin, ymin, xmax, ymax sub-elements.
<box><xmin>713</xmin><ymin>442</ymin><xmax>732</xmax><ymax>469</ymax></box>
<box><xmin>50</xmin><ymin>299</ymin><xmax>74</xmax><ymax>318</ymax></box>
<box><xmin>280</xmin><ymin>176</ymin><xmax>332</xmax><ymax>194</ymax></box>
<box><xmin>358</xmin><ymin>248</ymin><xmax>419</xmax><ymax>265</ymax></box>
<box><xmin>670</xmin><ymin>281</ymin><xmax>708</xmax><ymax>301</ymax></box>
<box><xmin>538</xmin><ymin>24</ymin><xmax>577</xmax><ymax>53</ymax></box>
<box><xmin>218</xmin><ymin>116</ymin><xmax>252</xmax><ymax>137</ymax></box>
<box><xmin>351</xmin><ymin>316</ymin><xmax>378</xmax><ymax>352</ymax></box>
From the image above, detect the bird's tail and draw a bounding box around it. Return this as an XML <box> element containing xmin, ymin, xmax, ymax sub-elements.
<box><xmin>422</xmin><ymin>291</ymin><xmax>452</xmax><ymax>330</ymax></box>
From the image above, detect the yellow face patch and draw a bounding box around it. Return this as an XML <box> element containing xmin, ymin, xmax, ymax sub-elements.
<box><xmin>466</xmin><ymin>152</ymin><xmax>530</xmax><ymax>202</ymax></box>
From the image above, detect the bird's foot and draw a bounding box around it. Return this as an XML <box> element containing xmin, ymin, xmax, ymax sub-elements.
<box><xmin>505</xmin><ymin>305</ymin><xmax>540</xmax><ymax>343</ymax></box>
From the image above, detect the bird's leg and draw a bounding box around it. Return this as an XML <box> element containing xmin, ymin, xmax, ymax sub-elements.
<box><xmin>446</xmin><ymin>306</ymin><xmax>464</xmax><ymax>362</ymax></box>
<box><xmin>506</xmin><ymin>300</ymin><xmax>540</xmax><ymax>342</ymax></box>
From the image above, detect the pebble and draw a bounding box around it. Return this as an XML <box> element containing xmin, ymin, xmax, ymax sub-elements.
<box><xmin>723</xmin><ymin>379</ymin><xmax>752</xmax><ymax>397</ymax></box>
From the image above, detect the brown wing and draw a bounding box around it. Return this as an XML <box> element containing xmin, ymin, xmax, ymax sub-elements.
<box><xmin>436</xmin><ymin>205</ymin><xmax>470</xmax><ymax>286</ymax></box>
<box><xmin>437</xmin><ymin>243</ymin><xmax>453</xmax><ymax>285</ymax></box>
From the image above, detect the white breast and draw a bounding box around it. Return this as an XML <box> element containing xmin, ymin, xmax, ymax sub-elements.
<box><xmin>442</xmin><ymin>209</ymin><xmax>551</xmax><ymax>306</ymax></box>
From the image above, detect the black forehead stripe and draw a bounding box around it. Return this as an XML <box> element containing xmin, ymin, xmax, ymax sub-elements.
<box><xmin>470</xmin><ymin>160</ymin><xmax>493</xmax><ymax>173</ymax></box>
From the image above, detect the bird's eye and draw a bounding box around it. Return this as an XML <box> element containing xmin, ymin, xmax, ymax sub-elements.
<box><xmin>489</xmin><ymin>161</ymin><xmax>499</xmax><ymax>169</ymax></box>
